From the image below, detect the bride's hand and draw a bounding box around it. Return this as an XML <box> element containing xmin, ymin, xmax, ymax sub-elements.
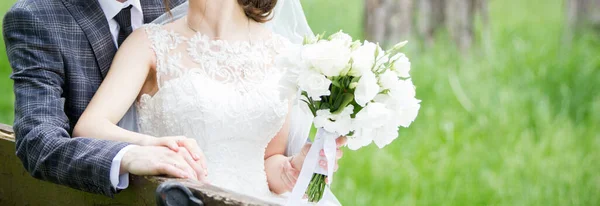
<box><xmin>139</xmin><ymin>136</ymin><xmax>208</xmax><ymax>180</ymax></box>
<box><xmin>281</xmin><ymin>136</ymin><xmax>347</xmax><ymax>190</ymax></box>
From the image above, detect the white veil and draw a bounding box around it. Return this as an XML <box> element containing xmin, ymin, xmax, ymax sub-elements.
<box><xmin>151</xmin><ymin>0</ymin><xmax>314</xmax><ymax>156</ymax></box>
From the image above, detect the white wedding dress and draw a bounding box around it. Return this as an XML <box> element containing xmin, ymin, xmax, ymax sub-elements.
<box><xmin>136</xmin><ymin>24</ymin><xmax>292</xmax><ymax>204</ymax></box>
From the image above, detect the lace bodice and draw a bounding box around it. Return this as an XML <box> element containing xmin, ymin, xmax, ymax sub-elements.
<box><xmin>136</xmin><ymin>24</ymin><xmax>290</xmax><ymax>203</ymax></box>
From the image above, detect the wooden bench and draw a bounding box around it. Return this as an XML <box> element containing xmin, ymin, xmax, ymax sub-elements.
<box><xmin>0</xmin><ymin>123</ymin><xmax>276</xmax><ymax>206</ymax></box>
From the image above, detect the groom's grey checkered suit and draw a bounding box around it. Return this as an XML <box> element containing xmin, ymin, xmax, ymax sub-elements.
<box><xmin>3</xmin><ymin>0</ymin><xmax>185</xmax><ymax>197</ymax></box>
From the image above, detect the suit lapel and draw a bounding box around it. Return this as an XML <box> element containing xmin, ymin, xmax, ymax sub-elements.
<box><xmin>60</xmin><ymin>0</ymin><xmax>187</xmax><ymax>78</ymax></box>
<box><xmin>62</xmin><ymin>0</ymin><xmax>116</xmax><ymax>78</ymax></box>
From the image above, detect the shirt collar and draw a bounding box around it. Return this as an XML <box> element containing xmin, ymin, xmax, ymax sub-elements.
<box><xmin>98</xmin><ymin>0</ymin><xmax>143</xmax><ymax>21</ymax></box>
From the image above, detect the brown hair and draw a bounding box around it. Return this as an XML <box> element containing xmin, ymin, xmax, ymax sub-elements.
<box><xmin>162</xmin><ymin>0</ymin><xmax>278</xmax><ymax>23</ymax></box>
<box><xmin>237</xmin><ymin>0</ymin><xmax>278</xmax><ymax>23</ymax></box>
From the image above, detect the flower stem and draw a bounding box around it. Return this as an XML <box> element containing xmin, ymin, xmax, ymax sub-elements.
<box><xmin>306</xmin><ymin>173</ymin><xmax>327</xmax><ymax>203</ymax></box>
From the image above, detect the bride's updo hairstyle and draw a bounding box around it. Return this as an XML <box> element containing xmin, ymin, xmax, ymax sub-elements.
<box><xmin>162</xmin><ymin>0</ymin><xmax>278</xmax><ymax>23</ymax></box>
<box><xmin>237</xmin><ymin>0</ymin><xmax>278</xmax><ymax>23</ymax></box>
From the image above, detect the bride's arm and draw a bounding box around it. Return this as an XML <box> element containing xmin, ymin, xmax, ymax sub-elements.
<box><xmin>264</xmin><ymin>107</ymin><xmax>296</xmax><ymax>194</ymax></box>
<box><xmin>72</xmin><ymin>29</ymin><xmax>155</xmax><ymax>145</ymax></box>
<box><xmin>73</xmin><ymin>29</ymin><xmax>205</xmax><ymax>164</ymax></box>
<box><xmin>74</xmin><ymin>28</ymin><xmax>207</xmax><ymax>181</ymax></box>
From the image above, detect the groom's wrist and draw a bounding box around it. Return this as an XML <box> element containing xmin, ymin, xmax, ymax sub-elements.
<box><xmin>118</xmin><ymin>145</ymin><xmax>138</xmax><ymax>175</ymax></box>
<box><xmin>111</xmin><ymin>145</ymin><xmax>136</xmax><ymax>189</ymax></box>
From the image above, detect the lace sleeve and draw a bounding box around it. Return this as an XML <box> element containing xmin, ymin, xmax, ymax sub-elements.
<box><xmin>141</xmin><ymin>24</ymin><xmax>186</xmax><ymax>88</ymax></box>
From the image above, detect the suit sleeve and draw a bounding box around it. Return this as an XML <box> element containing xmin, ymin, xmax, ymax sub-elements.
<box><xmin>3</xmin><ymin>7</ymin><xmax>130</xmax><ymax>197</ymax></box>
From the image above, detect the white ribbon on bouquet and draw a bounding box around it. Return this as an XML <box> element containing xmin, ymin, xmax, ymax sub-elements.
<box><xmin>286</xmin><ymin>128</ymin><xmax>341</xmax><ymax>206</ymax></box>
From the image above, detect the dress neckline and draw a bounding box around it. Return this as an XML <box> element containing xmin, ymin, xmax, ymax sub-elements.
<box><xmin>146</xmin><ymin>23</ymin><xmax>275</xmax><ymax>48</ymax></box>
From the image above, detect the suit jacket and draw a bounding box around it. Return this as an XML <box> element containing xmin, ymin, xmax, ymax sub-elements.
<box><xmin>2</xmin><ymin>0</ymin><xmax>186</xmax><ymax>197</ymax></box>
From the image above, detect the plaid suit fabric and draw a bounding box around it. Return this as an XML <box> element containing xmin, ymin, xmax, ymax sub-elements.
<box><xmin>2</xmin><ymin>0</ymin><xmax>185</xmax><ymax>197</ymax></box>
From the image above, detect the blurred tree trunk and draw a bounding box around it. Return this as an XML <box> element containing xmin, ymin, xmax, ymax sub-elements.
<box><xmin>417</xmin><ymin>0</ymin><xmax>446</xmax><ymax>46</ymax></box>
<box><xmin>386</xmin><ymin>0</ymin><xmax>414</xmax><ymax>44</ymax></box>
<box><xmin>566</xmin><ymin>0</ymin><xmax>600</xmax><ymax>30</ymax></box>
<box><xmin>365</xmin><ymin>0</ymin><xmax>488</xmax><ymax>50</ymax></box>
<box><xmin>445</xmin><ymin>0</ymin><xmax>489</xmax><ymax>50</ymax></box>
<box><xmin>365</xmin><ymin>0</ymin><xmax>413</xmax><ymax>47</ymax></box>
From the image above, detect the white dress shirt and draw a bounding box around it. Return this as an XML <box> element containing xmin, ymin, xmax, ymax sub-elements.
<box><xmin>97</xmin><ymin>0</ymin><xmax>144</xmax><ymax>190</ymax></box>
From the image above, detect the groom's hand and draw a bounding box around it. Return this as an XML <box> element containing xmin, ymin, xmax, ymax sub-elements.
<box><xmin>120</xmin><ymin>145</ymin><xmax>208</xmax><ymax>182</ymax></box>
<box><xmin>139</xmin><ymin>136</ymin><xmax>208</xmax><ymax>177</ymax></box>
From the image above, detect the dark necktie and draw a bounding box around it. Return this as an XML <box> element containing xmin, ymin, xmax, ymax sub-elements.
<box><xmin>114</xmin><ymin>5</ymin><xmax>134</xmax><ymax>47</ymax></box>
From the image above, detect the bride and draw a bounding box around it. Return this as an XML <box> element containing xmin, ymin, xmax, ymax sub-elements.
<box><xmin>72</xmin><ymin>0</ymin><xmax>345</xmax><ymax>203</ymax></box>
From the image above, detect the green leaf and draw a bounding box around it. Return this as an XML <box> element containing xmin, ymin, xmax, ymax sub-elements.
<box><xmin>320</xmin><ymin>102</ymin><xmax>331</xmax><ymax>110</ymax></box>
<box><xmin>332</xmin><ymin>93</ymin><xmax>355</xmax><ymax>114</ymax></box>
<box><xmin>331</xmin><ymin>79</ymin><xmax>342</xmax><ymax>88</ymax></box>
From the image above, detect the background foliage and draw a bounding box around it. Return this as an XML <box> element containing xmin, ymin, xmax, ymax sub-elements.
<box><xmin>1</xmin><ymin>0</ymin><xmax>599</xmax><ymax>205</ymax></box>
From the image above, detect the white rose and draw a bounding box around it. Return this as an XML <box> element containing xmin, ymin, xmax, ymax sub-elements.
<box><xmin>354</xmin><ymin>71</ymin><xmax>380</xmax><ymax>106</ymax></box>
<box><xmin>349</xmin><ymin>41</ymin><xmax>386</xmax><ymax>77</ymax></box>
<box><xmin>313</xmin><ymin>105</ymin><xmax>354</xmax><ymax>135</ymax></box>
<box><xmin>390</xmin><ymin>53</ymin><xmax>411</xmax><ymax>78</ymax></box>
<box><xmin>378</xmin><ymin>70</ymin><xmax>400</xmax><ymax>92</ymax></box>
<box><xmin>302</xmin><ymin>40</ymin><xmax>351</xmax><ymax>77</ymax></box>
<box><xmin>329</xmin><ymin>31</ymin><xmax>353</xmax><ymax>47</ymax></box>
<box><xmin>298</xmin><ymin>69</ymin><xmax>331</xmax><ymax>99</ymax></box>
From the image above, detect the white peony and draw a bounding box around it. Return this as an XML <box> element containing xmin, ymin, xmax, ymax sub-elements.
<box><xmin>349</xmin><ymin>41</ymin><xmax>384</xmax><ymax>77</ymax></box>
<box><xmin>329</xmin><ymin>31</ymin><xmax>353</xmax><ymax>47</ymax></box>
<box><xmin>354</xmin><ymin>71</ymin><xmax>380</xmax><ymax>106</ymax></box>
<box><xmin>390</xmin><ymin>53</ymin><xmax>411</xmax><ymax>78</ymax></box>
<box><xmin>302</xmin><ymin>40</ymin><xmax>351</xmax><ymax>77</ymax></box>
<box><xmin>298</xmin><ymin>69</ymin><xmax>331</xmax><ymax>99</ymax></box>
<box><xmin>313</xmin><ymin>105</ymin><xmax>354</xmax><ymax>135</ymax></box>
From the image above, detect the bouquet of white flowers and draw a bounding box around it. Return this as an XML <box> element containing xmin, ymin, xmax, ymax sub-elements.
<box><xmin>277</xmin><ymin>31</ymin><xmax>421</xmax><ymax>204</ymax></box>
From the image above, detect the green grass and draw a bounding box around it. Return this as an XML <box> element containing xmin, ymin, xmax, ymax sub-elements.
<box><xmin>0</xmin><ymin>0</ymin><xmax>15</xmax><ymax>124</ymax></box>
<box><xmin>313</xmin><ymin>0</ymin><xmax>600</xmax><ymax>205</ymax></box>
<box><xmin>1</xmin><ymin>0</ymin><xmax>599</xmax><ymax>205</ymax></box>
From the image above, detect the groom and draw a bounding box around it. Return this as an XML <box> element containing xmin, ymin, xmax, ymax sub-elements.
<box><xmin>1</xmin><ymin>0</ymin><xmax>198</xmax><ymax>197</ymax></box>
